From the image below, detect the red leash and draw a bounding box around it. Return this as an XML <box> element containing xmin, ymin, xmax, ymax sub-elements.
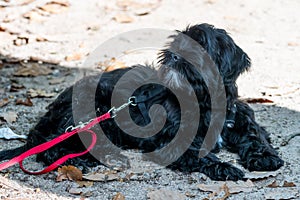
<box><xmin>0</xmin><ymin>97</ymin><xmax>135</xmax><ymax>174</ymax></box>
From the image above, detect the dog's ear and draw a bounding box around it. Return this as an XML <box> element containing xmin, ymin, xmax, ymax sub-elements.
<box><xmin>230</xmin><ymin>45</ymin><xmax>251</xmax><ymax>81</ymax></box>
<box><xmin>182</xmin><ymin>23</ymin><xmax>251</xmax><ymax>84</ymax></box>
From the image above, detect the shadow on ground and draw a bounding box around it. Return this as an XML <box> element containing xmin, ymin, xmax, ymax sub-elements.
<box><xmin>0</xmin><ymin>58</ymin><xmax>299</xmax><ymax>199</ymax></box>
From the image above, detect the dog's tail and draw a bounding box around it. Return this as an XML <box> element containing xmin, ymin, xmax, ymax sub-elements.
<box><xmin>0</xmin><ymin>144</ymin><xmax>29</xmax><ymax>161</ymax></box>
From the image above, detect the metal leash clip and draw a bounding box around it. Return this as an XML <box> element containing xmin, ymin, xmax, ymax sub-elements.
<box><xmin>108</xmin><ymin>96</ymin><xmax>137</xmax><ymax>118</ymax></box>
<box><xmin>65</xmin><ymin>119</ymin><xmax>94</xmax><ymax>132</ymax></box>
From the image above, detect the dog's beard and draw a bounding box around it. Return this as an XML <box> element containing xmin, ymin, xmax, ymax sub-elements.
<box><xmin>159</xmin><ymin>66</ymin><xmax>194</xmax><ymax>94</ymax></box>
<box><xmin>163</xmin><ymin>68</ymin><xmax>184</xmax><ymax>89</ymax></box>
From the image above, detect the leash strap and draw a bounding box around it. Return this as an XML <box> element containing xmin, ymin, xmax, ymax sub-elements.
<box><xmin>0</xmin><ymin>112</ymin><xmax>111</xmax><ymax>174</ymax></box>
<box><xmin>0</xmin><ymin>91</ymin><xmax>165</xmax><ymax>175</ymax></box>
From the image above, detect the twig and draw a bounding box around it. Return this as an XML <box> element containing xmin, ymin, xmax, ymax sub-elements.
<box><xmin>281</xmin><ymin>132</ymin><xmax>300</xmax><ymax>146</ymax></box>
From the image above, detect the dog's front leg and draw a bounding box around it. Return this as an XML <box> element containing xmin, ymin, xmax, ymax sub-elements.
<box><xmin>167</xmin><ymin>140</ymin><xmax>245</xmax><ymax>181</ymax></box>
<box><xmin>222</xmin><ymin>101</ymin><xmax>284</xmax><ymax>171</ymax></box>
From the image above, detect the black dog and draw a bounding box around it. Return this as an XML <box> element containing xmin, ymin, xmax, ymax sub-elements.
<box><xmin>0</xmin><ymin>23</ymin><xmax>283</xmax><ymax>180</ymax></box>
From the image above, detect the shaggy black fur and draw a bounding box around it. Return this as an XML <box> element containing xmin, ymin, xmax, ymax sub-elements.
<box><xmin>0</xmin><ymin>23</ymin><xmax>283</xmax><ymax>180</ymax></box>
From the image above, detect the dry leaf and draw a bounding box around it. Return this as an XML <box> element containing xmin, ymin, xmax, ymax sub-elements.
<box><xmin>244</xmin><ymin>171</ymin><xmax>279</xmax><ymax>180</ymax></box>
<box><xmin>14</xmin><ymin>63</ymin><xmax>52</xmax><ymax>77</ymax></box>
<box><xmin>219</xmin><ymin>183</ymin><xmax>231</xmax><ymax>200</ymax></box>
<box><xmin>56</xmin><ymin>165</ymin><xmax>83</xmax><ymax>182</ymax></box>
<box><xmin>147</xmin><ymin>189</ymin><xmax>186</xmax><ymax>200</ymax></box>
<box><xmin>65</xmin><ymin>53</ymin><xmax>82</xmax><ymax>61</ymax></box>
<box><xmin>185</xmin><ymin>191</ymin><xmax>196</xmax><ymax>198</ymax></box>
<box><xmin>1</xmin><ymin>111</ymin><xmax>18</xmax><ymax>123</ymax></box>
<box><xmin>112</xmin><ymin>192</ymin><xmax>125</xmax><ymax>200</ymax></box>
<box><xmin>19</xmin><ymin>0</ymin><xmax>35</xmax><ymax>6</ymax></box>
<box><xmin>13</xmin><ymin>36</ymin><xmax>29</xmax><ymax>46</ymax></box>
<box><xmin>39</xmin><ymin>1</ymin><xmax>70</xmax><ymax>14</ymax></box>
<box><xmin>36</xmin><ymin>36</ymin><xmax>49</xmax><ymax>42</ymax></box>
<box><xmin>242</xmin><ymin>97</ymin><xmax>274</xmax><ymax>104</ymax></box>
<box><xmin>116</xmin><ymin>0</ymin><xmax>161</xmax><ymax>15</ymax></box>
<box><xmin>0</xmin><ymin>25</ymin><xmax>6</xmax><ymax>32</ymax></box>
<box><xmin>0</xmin><ymin>98</ymin><xmax>9</xmax><ymax>107</ymax></box>
<box><xmin>28</xmin><ymin>88</ymin><xmax>57</xmax><ymax>98</ymax></box>
<box><xmin>113</xmin><ymin>14</ymin><xmax>134</xmax><ymax>23</ymax></box>
<box><xmin>16</xmin><ymin>98</ymin><xmax>33</xmax><ymax>106</ymax></box>
<box><xmin>198</xmin><ymin>180</ymin><xmax>255</xmax><ymax>194</ymax></box>
<box><xmin>23</xmin><ymin>8</ymin><xmax>49</xmax><ymax>21</ymax></box>
<box><xmin>68</xmin><ymin>187</ymin><xmax>82</xmax><ymax>195</ymax></box>
<box><xmin>81</xmin><ymin>191</ymin><xmax>93</xmax><ymax>197</ymax></box>
<box><xmin>49</xmin><ymin>77</ymin><xmax>65</xmax><ymax>85</ymax></box>
<box><xmin>0</xmin><ymin>127</ymin><xmax>27</xmax><ymax>139</ymax></box>
<box><xmin>98</xmin><ymin>57</ymin><xmax>127</xmax><ymax>71</ymax></box>
<box><xmin>283</xmin><ymin>181</ymin><xmax>296</xmax><ymax>187</ymax></box>
<box><xmin>287</xmin><ymin>42</ymin><xmax>299</xmax><ymax>47</ymax></box>
<box><xmin>83</xmin><ymin>172</ymin><xmax>119</xmax><ymax>182</ymax></box>
<box><xmin>76</xmin><ymin>181</ymin><xmax>94</xmax><ymax>188</ymax></box>
<box><xmin>10</xmin><ymin>83</ymin><xmax>25</xmax><ymax>92</ymax></box>
<box><xmin>205</xmin><ymin>0</ymin><xmax>217</xmax><ymax>4</ymax></box>
<box><xmin>267</xmin><ymin>180</ymin><xmax>279</xmax><ymax>188</ymax></box>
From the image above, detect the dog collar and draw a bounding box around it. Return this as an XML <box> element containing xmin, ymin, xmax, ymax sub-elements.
<box><xmin>133</xmin><ymin>85</ymin><xmax>167</xmax><ymax>124</ymax></box>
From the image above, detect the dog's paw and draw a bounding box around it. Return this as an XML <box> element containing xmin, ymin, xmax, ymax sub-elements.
<box><xmin>201</xmin><ymin>162</ymin><xmax>245</xmax><ymax>181</ymax></box>
<box><xmin>245</xmin><ymin>155</ymin><xmax>284</xmax><ymax>171</ymax></box>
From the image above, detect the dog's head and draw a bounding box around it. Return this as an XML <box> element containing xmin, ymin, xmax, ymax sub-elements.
<box><xmin>158</xmin><ymin>23</ymin><xmax>251</xmax><ymax>89</ymax></box>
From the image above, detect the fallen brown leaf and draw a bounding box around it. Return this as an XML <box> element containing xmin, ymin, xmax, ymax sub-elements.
<box><xmin>0</xmin><ymin>98</ymin><xmax>9</xmax><ymax>107</ymax></box>
<box><xmin>116</xmin><ymin>0</ymin><xmax>161</xmax><ymax>16</ymax></box>
<box><xmin>205</xmin><ymin>0</ymin><xmax>217</xmax><ymax>4</ymax></box>
<box><xmin>112</xmin><ymin>192</ymin><xmax>125</xmax><ymax>200</ymax></box>
<box><xmin>267</xmin><ymin>180</ymin><xmax>279</xmax><ymax>188</ymax></box>
<box><xmin>19</xmin><ymin>0</ymin><xmax>35</xmax><ymax>6</ymax></box>
<box><xmin>220</xmin><ymin>183</ymin><xmax>231</xmax><ymax>200</ymax></box>
<box><xmin>283</xmin><ymin>181</ymin><xmax>296</xmax><ymax>187</ymax></box>
<box><xmin>36</xmin><ymin>36</ymin><xmax>49</xmax><ymax>42</ymax></box>
<box><xmin>242</xmin><ymin>97</ymin><xmax>274</xmax><ymax>104</ymax></box>
<box><xmin>1</xmin><ymin>111</ymin><xmax>18</xmax><ymax>123</ymax></box>
<box><xmin>57</xmin><ymin>165</ymin><xmax>82</xmax><ymax>182</ymax></box>
<box><xmin>65</xmin><ymin>52</ymin><xmax>82</xmax><ymax>61</ymax></box>
<box><xmin>0</xmin><ymin>25</ymin><xmax>6</xmax><ymax>32</ymax></box>
<box><xmin>23</xmin><ymin>8</ymin><xmax>51</xmax><ymax>21</ymax></box>
<box><xmin>10</xmin><ymin>83</ymin><xmax>25</xmax><ymax>92</ymax></box>
<box><xmin>113</xmin><ymin>13</ymin><xmax>134</xmax><ymax>23</ymax></box>
<box><xmin>185</xmin><ymin>191</ymin><xmax>196</xmax><ymax>198</ymax></box>
<box><xmin>68</xmin><ymin>187</ymin><xmax>82</xmax><ymax>195</ymax></box>
<box><xmin>198</xmin><ymin>180</ymin><xmax>255</xmax><ymax>194</ymax></box>
<box><xmin>13</xmin><ymin>36</ymin><xmax>29</xmax><ymax>46</ymax></box>
<box><xmin>82</xmin><ymin>172</ymin><xmax>119</xmax><ymax>182</ymax></box>
<box><xmin>16</xmin><ymin>98</ymin><xmax>33</xmax><ymax>106</ymax></box>
<box><xmin>98</xmin><ymin>57</ymin><xmax>127</xmax><ymax>71</ymax></box>
<box><xmin>49</xmin><ymin>77</ymin><xmax>65</xmax><ymax>85</ymax></box>
<box><xmin>287</xmin><ymin>42</ymin><xmax>299</xmax><ymax>47</ymax></box>
<box><xmin>147</xmin><ymin>189</ymin><xmax>186</xmax><ymax>200</ymax></box>
<box><xmin>76</xmin><ymin>180</ymin><xmax>94</xmax><ymax>188</ymax></box>
<box><xmin>14</xmin><ymin>63</ymin><xmax>52</xmax><ymax>77</ymax></box>
<box><xmin>27</xmin><ymin>88</ymin><xmax>57</xmax><ymax>98</ymax></box>
<box><xmin>39</xmin><ymin>1</ymin><xmax>70</xmax><ymax>14</ymax></box>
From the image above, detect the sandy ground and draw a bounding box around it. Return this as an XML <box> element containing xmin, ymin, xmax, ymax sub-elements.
<box><xmin>0</xmin><ymin>0</ymin><xmax>299</xmax><ymax>199</ymax></box>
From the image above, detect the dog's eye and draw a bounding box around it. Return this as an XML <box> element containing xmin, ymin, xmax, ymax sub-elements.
<box><xmin>171</xmin><ymin>54</ymin><xmax>180</xmax><ymax>62</ymax></box>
